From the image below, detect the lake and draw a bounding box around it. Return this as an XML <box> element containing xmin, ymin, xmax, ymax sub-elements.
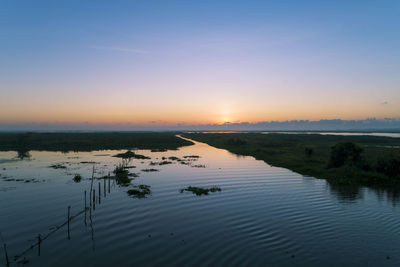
<box><xmin>1</xmin><ymin>137</ymin><xmax>399</xmax><ymax>266</ymax></box>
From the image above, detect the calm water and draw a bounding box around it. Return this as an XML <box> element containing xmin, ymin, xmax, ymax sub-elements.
<box><xmin>1</xmin><ymin>138</ymin><xmax>400</xmax><ymax>266</ymax></box>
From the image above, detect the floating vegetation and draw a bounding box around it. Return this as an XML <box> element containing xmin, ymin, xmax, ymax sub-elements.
<box><xmin>183</xmin><ymin>155</ymin><xmax>200</xmax><ymax>159</ymax></box>
<box><xmin>141</xmin><ymin>169</ymin><xmax>159</xmax><ymax>172</ymax></box>
<box><xmin>191</xmin><ymin>164</ymin><xmax>206</xmax><ymax>168</ymax></box>
<box><xmin>180</xmin><ymin>161</ymin><xmax>190</xmax><ymax>165</ymax></box>
<box><xmin>114</xmin><ymin>164</ymin><xmax>132</xmax><ymax>186</ymax></box>
<box><xmin>49</xmin><ymin>164</ymin><xmax>66</xmax><ymax>169</ymax></box>
<box><xmin>113</xmin><ymin>151</ymin><xmax>150</xmax><ymax>159</ymax></box>
<box><xmin>73</xmin><ymin>174</ymin><xmax>82</xmax><ymax>183</ymax></box>
<box><xmin>127</xmin><ymin>184</ymin><xmax>151</xmax><ymax>198</ymax></box>
<box><xmin>149</xmin><ymin>161</ymin><xmax>173</xmax><ymax>166</ymax></box>
<box><xmin>124</xmin><ymin>166</ymin><xmax>136</xmax><ymax>169</ymax></box>
<box><xmin>79</xmin><ymin>161</ymin><xmax>98</xmax><ymax>164</ymax></box>
<box><xmin>2</xmin><ymin>177</ymin><xmax>43</xmax><ymax>183</ymax></box>
<box><xmin>168</xmin><ymin>156</ymin><xmax>181</xmax><ymax>161</ymax></box>
<box><xmin>128</xmin><ymin>173</ymin><xmax>140</xmax><ymax>177</ymax></box>
<box><xmin>180</xmin><ymin>186</ymin><xmax>221</xmax><ymax>196</ymax></box>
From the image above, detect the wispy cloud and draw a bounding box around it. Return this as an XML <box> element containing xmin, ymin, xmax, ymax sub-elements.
<box><xmin>90</xmin><ymin>45</ymin><xmax>150</xmax><ymax>54</ymax></box>
<box><xmin>381</xmin><ymin>101</ymin><xmax>389</xmax><ymax>105</ymax></box>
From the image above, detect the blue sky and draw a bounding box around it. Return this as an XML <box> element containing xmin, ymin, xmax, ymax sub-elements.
<box><xmin>1</xmin><ymin>0</ymin><xmax>399</xmax><ymax>127</ymax></box>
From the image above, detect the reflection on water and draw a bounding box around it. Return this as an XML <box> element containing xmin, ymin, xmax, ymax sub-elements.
<box><xmin>1</xmin><ymin>139</ymin><xmax>400</xmax><ymax>266</ymax></box>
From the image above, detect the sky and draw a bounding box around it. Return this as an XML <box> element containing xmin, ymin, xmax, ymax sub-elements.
<box><xmin>1</xmin><ymin>0</ymin><xmax>399</xmax><ymax>128</ymax></box>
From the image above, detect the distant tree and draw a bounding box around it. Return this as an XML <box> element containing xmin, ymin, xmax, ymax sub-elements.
<box><xmin>328</xmin><ymin>142</ymin><xmax>363</xmax><ymax>168</ymax></box>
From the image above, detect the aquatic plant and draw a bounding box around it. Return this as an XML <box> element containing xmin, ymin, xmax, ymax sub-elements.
<box><xmin>127</xmin><ymin>184</ymin><xmax>151</xmax><ymax>198</ymax></box>
<box><xmin>113</xmin><ymin>150</ymin><xmax>151</xmax><ymax>159</ymax></box>
<box><xmin>183</xmin><ymin>155</ymin><xmax>200</xmax><ymax>159</ymax></box>
<box><xmin>149</xmin><ymin>161</ymin><xmax>173</xmax><ymax>166</ymax></box>
<box><xmin>49</xmin><ymin>164</ymin><xmax>66</xmax><ymax>169</ymax></box>
<box><xmin>114</xmin><ymin>164</ymin><xmax>132</xmax><ymax>186</ymax></box>
<box><xmin>180</xmin><ymin>186</ymin><xmax>221</xmax><ymax>196</ymax></box>
<box><xmin>73</xmin><ymin>174</ymin><xmax>82</xmax><ymax>183</ymax></box>
<box><xmin>124</xmin><ymin>166</ymin><xmax>136</xmax><ymax>169</ymax></box>
<box><xmin>191</xmin><ymin>164</ymin><xmax>206</xmax><ymax>168</ymax></box>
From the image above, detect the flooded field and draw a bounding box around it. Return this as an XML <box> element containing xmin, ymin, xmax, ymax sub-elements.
<box><xmin>1</xmin><ymin>138</ymin><xmax>400</xmax><ymax>266</ymax></box>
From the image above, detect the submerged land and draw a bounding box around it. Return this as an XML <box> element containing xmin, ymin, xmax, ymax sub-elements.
<box><xmin>184</xmin><ymin>133</ymin><xmax>400</xmax><ymax>188</ymax></box>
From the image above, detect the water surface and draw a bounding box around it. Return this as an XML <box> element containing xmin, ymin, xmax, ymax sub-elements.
<box><xmin>1</xmin><ymin>138</ymin><xmax>399</xmax><ymax>266</ymax></box>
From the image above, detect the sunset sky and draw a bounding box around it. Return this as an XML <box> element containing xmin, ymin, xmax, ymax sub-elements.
<box><xmin>1</xmin><ymin>0</ymin><xmax>399</xmax><ymax>127</ymax></box>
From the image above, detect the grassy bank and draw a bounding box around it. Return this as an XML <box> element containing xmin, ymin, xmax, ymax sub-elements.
<box><xmin>0</xmin><ymin>132</ymin><xmax>193</xmax><ymax>152</ymax></box>
<box><xmin>184</xmin><ymin>133</ymin><xmax>400</xmax><ymax>187</ymax></box>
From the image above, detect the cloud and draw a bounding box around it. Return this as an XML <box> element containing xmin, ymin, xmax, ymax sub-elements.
<box><xmin>90</xmin><ymin>45</ymin><xmax>149</xmax><ymax>54</ymax></box>
<box><xmin>381</xmin><ymin>101</ymin><xmax>389</xmax><ymax>105</ymax></box>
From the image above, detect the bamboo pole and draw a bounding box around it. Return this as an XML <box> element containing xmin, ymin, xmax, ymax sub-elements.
<box><xmin>89</xmin><ymin>165</ymin><xmax>95</xmax><ymax>207</ymax></box>
<box><xmin>67</xmin><ymin>206</ymin><xmax>71</xmax><ymax>240</ymax></box>
<box><xmin>38</xmin><ymin>234</ymin><xmax>41</xmax><ymax>256</ymax></box>
<box><xmin>98</xmin><ymin>182</ymin><xmax>101</xmax><ymax>204</ymax></box>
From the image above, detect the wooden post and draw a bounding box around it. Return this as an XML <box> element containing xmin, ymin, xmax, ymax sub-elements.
<box><xmin>93</xmin><ymin>190</ymin><xmax>95</xmax><ymax>210</ymax></box>
<box><xmin>3</xmin><ymin>242</ymin><xmax>9</xmax><ymax>267</ymax></box>
<box><xmin>84</xmin><ymin>190</ymin><xmax>87</xmax><ymax>225</ymax></box>
<box><xmin>89</xmin><ymin>165</ymin><xmax>95</xmax><ymax>207</ymax></box>
<box><xmin>98</xmin><ymin>182</ymin><xmax>101</xmax><ymax>204</ymax></box>
<box><xmin>38</xmin><ymin>234</ymin><xmax>41</xmax><ymax>256</ymax></box>
<box><xmin>67</xmin><ymin>206</ymin><xmax>71</xmax><ymax>240</ymax></box>
<box><xmin>108</xmin><ymin>173</ymin><xmax>110</xmax><ymax>193</ymax></box>
<box><xmin>104</xmin><ymin>178</ymin><xmax>106</xmax><ymax>197</ymax></box>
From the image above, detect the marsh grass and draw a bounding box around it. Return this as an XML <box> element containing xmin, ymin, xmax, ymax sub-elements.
<box><xmin>183</xmin><ymin>155</ymin><xmax>200</xmax><ymax>159</ymax></box>
<box><xmin>149</xmin><ymin>161</ymin><xmax>173</xmax><ymax>166</ymax></box>
<box><xmin>113</xmin><ymin>151</ymin><xmax>150</xmax><ymax>159</ymax></box>
<box><xmin>191</xmin><ymin>164</ymin><xmax>206</xmax><ymax>168</ymax></box>
<box><xmin>73</xmin><ymin>174</ymin><xmax>82</xmax><ymax>183</ymax></box>
<box><xmin>180</xmin><ymin>186</ymin><xmax>221</xmax><ymax>196</ymax></box>
<box><xmin>49</xmin><ymin>164</ymin><xmax>66</xmax><ymax>169</ymax></box>
<box><xmin>127</xmin><ymin>185</ymin><xmax>151</xmax><ymax>198</ymax></box>
<box><xmin>114</xmin><ymin>163</ymin><xmax>132</xmax><ymax>186</ymax></box>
